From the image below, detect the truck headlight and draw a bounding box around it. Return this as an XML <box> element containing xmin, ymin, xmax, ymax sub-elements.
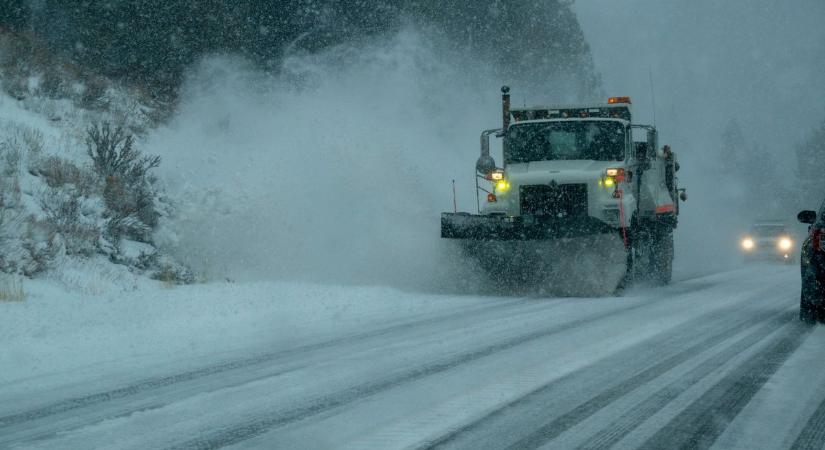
<box><xmin>778</xmin><ymin>237</ymin><xmax>793</xmax><ymax>250</ymax></box>
<box><xmin>741</xmin><ymin>238</ymin><xmax>755</xmax><ymax>250</ymax></box>
<box><xmin>495</xmin><ymin>180</ymin><xmax>510</xmax><ymax>193</ymax></box>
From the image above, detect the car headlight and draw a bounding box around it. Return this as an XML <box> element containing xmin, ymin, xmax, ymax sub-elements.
<box><xmin>741</xmin><ymin>238</ymin><xmax>755</xmax><ymax>250</ymax></box>
<box><xmin>778</xmin><ymin>237</ymin><xmax>793</xmax><ymax>250</ymax></box>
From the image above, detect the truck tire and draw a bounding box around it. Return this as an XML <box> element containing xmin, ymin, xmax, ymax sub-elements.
<box><xmin>653</xmin><ymin>230</ymin><xmax>674</xmax><ymax>285</ymax></box>
<box><xmin>800</xmin><ymin>270</ymin><xmax>823</xmax><ymax>323</ymax></box>
<box><xmin>800</xmin><ymin>292</ymin><xmax>817</xmax><ymax>324</ymax></box>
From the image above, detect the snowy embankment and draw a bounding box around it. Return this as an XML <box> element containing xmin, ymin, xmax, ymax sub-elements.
<box><xmin>0</xmin><ymin>271</ymin><xmax>485</xmax><ymax>391</ymax></box>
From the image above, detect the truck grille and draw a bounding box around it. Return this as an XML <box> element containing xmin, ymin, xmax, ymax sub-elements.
<box><xmin>520</xmin><ymin>183</ymin><xmax>588</xmax><ymax>218</ymax></box>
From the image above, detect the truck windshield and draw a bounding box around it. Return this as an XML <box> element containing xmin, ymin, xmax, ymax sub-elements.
<box><xmin>506</xmin><ymin>121</ymin><xmax>625</xmax><ymax>163</ymax></box>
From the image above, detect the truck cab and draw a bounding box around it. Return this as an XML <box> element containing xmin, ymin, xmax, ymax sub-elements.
<box><xmin>479</xmin><ymin>97</ymin><xmax>679</xmax><ymax>234</ymax></box>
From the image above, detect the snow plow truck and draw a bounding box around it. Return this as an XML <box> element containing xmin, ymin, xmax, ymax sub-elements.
<box><xmin>442</xmin><ymin>87</ymin><xmax>686</xmax><ymax>295</ymax></box>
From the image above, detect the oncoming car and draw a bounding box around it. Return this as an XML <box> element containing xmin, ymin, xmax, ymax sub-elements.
<box><xmin>798</xmin><ymin>202</ymin><xmax>825</xmax><ymax>323</ymax></box>
<box><xmin>740</xmin><ymin>221</ymin><xmax>795</xmax><ymax>263</ymax></box>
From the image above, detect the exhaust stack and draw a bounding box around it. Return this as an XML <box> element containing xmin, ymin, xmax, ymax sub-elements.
<box><xmin>501</xmin><ymin>85</ymin><xmax>511</xmax><ymax>131</ymax></box>
<box><xmin>475</xmin><ymin>86</ymin><xmax>511</xmax><ymax>175</ymax></box>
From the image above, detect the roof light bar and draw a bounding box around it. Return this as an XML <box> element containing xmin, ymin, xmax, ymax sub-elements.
<box><xmin>608</xmin><ymin>96</ymin><xmax>632</xmax><ymax>104</ymax></box>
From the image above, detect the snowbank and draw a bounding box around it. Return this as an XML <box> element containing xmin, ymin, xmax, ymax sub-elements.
<box><xmin>0</xmin><ymin>273</ymin><xmax>487</xmax><ymax>390</ymax></box>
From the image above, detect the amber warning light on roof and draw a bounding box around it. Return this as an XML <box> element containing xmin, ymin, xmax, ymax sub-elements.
<box><xmin>608</xmin><ymin>96</ymin><xmax>632</xmax><ymax>104</ymax></box>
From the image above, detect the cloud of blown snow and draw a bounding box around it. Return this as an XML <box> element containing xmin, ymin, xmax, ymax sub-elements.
<box><xmin>145</xmin><ymin>30</ymin><xmax>508</xmax><ymax>289</ymax></box>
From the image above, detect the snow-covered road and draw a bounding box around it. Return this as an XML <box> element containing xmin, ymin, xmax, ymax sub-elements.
<box><xmin>2</xmin><ymin>266</ymin><xmax>825</xmax><ymax>449</ymax></box>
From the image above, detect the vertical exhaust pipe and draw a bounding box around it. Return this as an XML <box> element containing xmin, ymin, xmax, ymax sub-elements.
<box><xmin>476</xmin><ymin>86</ymin><xmax>511</xmax><ymax>175</ymax></box>
<box><xmin>501</xmin><ymin>85</ymin><xmax>511</xmax><ymax>132</ymax></box>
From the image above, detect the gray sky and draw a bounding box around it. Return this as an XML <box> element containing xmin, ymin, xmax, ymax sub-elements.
<box><xmin>574</xmin><ymin>0</ymin><xmax>825</xmax><ymax>268</ymax></box>
<box><xmin>574</xmin><ymin>0</ymin><xmax>825</xmax><ymax>161</ymax></box>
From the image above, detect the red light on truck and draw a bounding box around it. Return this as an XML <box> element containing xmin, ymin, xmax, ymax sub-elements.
<box><xmin>813</xmin><ymin>228</ymin><xmax>824</xmax><ymax>253</ymax></box>
<box><xmin>606</xmin><ymin>168</ymin><xmax>626</xmax><ymax>182</ymax></box>
<box><xmin>608</xmin><ymin>96</ymin><xmax>631</xmax><ymax>104</ymax></box>
<box><xmin>487</xmin><ymin>193</ymin><xmax>497</xmax><ymax>203</ymax></box>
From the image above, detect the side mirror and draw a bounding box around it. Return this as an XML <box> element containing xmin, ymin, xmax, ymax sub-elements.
<box><xmin>798</xmin><ymin>210</ymin><xmax>817</xmax><ymax>224</ymax></box>
<box><xmin>477</xmin><ymin>130</ymin><xmax>498</xmax><ymax>175</ymax></box>
<box><xmin>476</xmin><ymin>155</ymin><xmax>496</xmax><ymax>175</ymax></box>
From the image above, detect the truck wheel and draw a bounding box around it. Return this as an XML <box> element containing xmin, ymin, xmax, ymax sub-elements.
<box><xmin>800</xmin><ymin>293</ymin><xmax>816</xmax><ymax>324</ymax></box>
<box><xmin>800</xmin><ymin>271</ymin><xmax>823</xmax><ymax>323</ymax></box>
<box><xmin>651</xmin><ymin>230</ymin><xmax>674</xmax><ymax>285</ymax></box>
<box><xmin>617</xmin><ymin>240</ymin><xmax>634</xmax><ymax>292</ymax></box>
<box><xmin>800</xmin><ymin>279</ymin><xmax>823</xmax><ymax>323</ymax></box>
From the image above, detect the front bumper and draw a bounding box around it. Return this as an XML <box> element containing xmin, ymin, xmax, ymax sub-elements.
<box><xmin>441</xmin><ymin>213</ymin><xmax>616</xmax><ymax>241</ymax></box>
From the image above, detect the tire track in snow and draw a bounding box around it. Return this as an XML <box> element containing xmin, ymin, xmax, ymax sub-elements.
<box><xmin>637</xmin><ymin>317</ymin><xmax>811</xmax><ymax>450</ymax></box>
<box><xmin>419</xmin><ymin>300</ymin><xmax>788</xmax><ymax>450</ymax></box>
<box><xmin>790</xmin><ymin>394</ymin><xmax>825</xmax><ymax>450</ymax></box>
<box><xmin>0</xmin><ymin>273</ymin><xmax>728</xmax><ymax>448</ymax></box>
<box><xmin>577</xmin><ymin>308</ymin><xmax>797</xmax><ymax>450</ymax></box>
<box><xmin>0</xmin><ymin>364</ymin><xmax>312</xmax><ymax>448</ymax></box>
<box><xmin>165</xmin><ymin>294</ymin><xmax>674</xmax><ymax>450</ymax></box>
<box><xmin>0</xmin><ymin>297</ymin><xmax>536</xmax><ymax>429</ymax></box>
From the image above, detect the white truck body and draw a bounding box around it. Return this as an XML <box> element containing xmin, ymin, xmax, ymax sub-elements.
<box><xmin>441</xmin><ymin>88</ymin><xmax>685</xmax><ymax>292</ymax></box>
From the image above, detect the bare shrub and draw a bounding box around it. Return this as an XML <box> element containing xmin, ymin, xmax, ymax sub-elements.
<box><xmin>85</xmin><ymin>122</ymin><xmax>162</xmax><ymax>245</ymax></box>
<box><xmin>0</xmin><ymin>273</ymin><xmax>26</xmax><ymax>302</ymax></box>
<box><xmin>0</xmin><ymin>205</ymin><xmax>27</xmax><ymax>274</ymax></box>
<box><xmin>20</xmin><ymin>218</ymin><xmax>64</xmax><ymax>276</ymax></box>
<box><xmin>1</xmin><ymin>147</ymin><xmax>20</xmax><ymax>178</ymax></box>
<box><xmin>0</xmin><ymin>31</ymin><xmax>51</xmax><ymax>99</ymax></box>
<box><xmin>86</xmin><ymin>122</ymin><xmax>160</xmax><ymax>182</ymax></box>
<box><xmin>32</xmin><ymin>156</ymin><xmax>98</xmax><ymax>196</ymax></box>
<box><xmin>39</xmin><ymin>188</ymin><xmax>101</xmax><ymax>257</ymax></box>
<box><xmin>79</xmin><ymin>76</ymin><xmax>107</xmax><ymax>109</ymax></box>
<box><xmin>106</xmin><ymin>212</ymin><xmax>153</xmax><ymax>243</ymax></box>
<box><xmin>149</xmin><ymin>254</ymin><xmax>197</xmax><ymax>285</ymax></box>
<box><xmin>0</xmin><ymin>141</ymin><xmax>22</xmax><ymax>204</ymax></box>
<box><xmin>19</xmin><ymin>126</ymin><xmax>43</xmax><ymax>161</ymax></box>
<box><xmin>1</xmin><ymin>122</ymin><xmax>44</xmax><ymax>175</ymax></box>
<box><xmin>40</xmin><ymin>65</ymin><xmax>66</xmax><ymax>98</ymax></box>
